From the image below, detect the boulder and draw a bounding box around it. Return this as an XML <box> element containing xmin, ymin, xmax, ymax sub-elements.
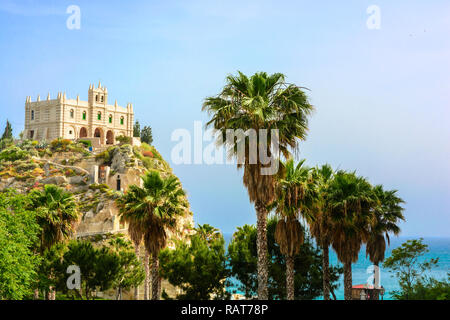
<box><xmin>110</xmin><ymin>145</ymin><xmax>134</xmax><ymax>173</ymax></box>
<box><xmin>69</xmin><ymin>175</ymin><xmax>87</xmax><ymax>185</ymax></box>
<box><xmin>96</xmin><ymin>201</ymin><xmax>105</xmax><ymax>213</ymax></box>
<box><xmin>85</xmin><ymin>210</ymin><xmax>94</xmax><ymax>219</ymax></box>
<box><xmin>1</xmin><ymin>177</ymin><xmax>15</xmax><ymax>188</ymax></box>
<box><xmin>41</xmin><ymin>175</ymin><xmax>68</xmax><ymax>185</ymax></box>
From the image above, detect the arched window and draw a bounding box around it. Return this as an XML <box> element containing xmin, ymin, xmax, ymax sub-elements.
<box><xmin>82</xmin><ymin>111</ymin><xmax>87</xmax><ymax>120</ymax></box>
<box><xmin>101</xmin><ymin>96</ymin><xmax>104</xmax><ymax>102</ymax></box>
<box><xmin>97</xmin><ymin>112</ymin><xmax>102</xmax><ymax>120</ymax></box>
<box><xmin>109</xmin><ymin>115</ymin><xmax>113</xmax><ymax>124</ymax></box>
<box><xmin>120</xmin><ymin>116</ymin><xmax>124</xmax><ymax>125</ymax></box>
<box><xmin>70</xmin><ymin>109</ymin><xmax>74</xmax><ymax>118</ymax></box>
<box><xmin>116</xmin><ymin>175</ymin><xmax>121</xmax><ymax>191</ymax></box>
<box><xmin>31</xmin><ymin>110</ymin><xmax>35</xmax><ymax>120</ymax></box>
<box><xmin>95</xmin><ymin>95</ymin><xmax>98</xmax><ymax>102</ymax></box>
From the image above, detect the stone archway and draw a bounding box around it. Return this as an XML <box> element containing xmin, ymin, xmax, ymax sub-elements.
<box><xmin>106</xmin><ymin>130</ymin><xmax>114</xmax><ymax>145</ymax></box>
<box><xmin>94</xmin><ymin>128</ymin><xmax>104</xmax><ymax>144</ymax></box>
<box><xmin>80</xmin><ymin>127</ymin><xmax>88</xmax><ymax>138</ymax></box>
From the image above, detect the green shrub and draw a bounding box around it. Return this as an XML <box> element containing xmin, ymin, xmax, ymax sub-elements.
<box><xmin>0</xmin><ymin>146</ymin><xmax>30</xmax><ymax>162</ymax></box>
<box><xmin>78</xmin><ymin>139</ymin><xmax>92</xmax><ymax>148</ymax></box>
<box><xmin>95</xmin><ymin>146</ymin><xmax>117</xmax><ymax>165</ymax></box>
<box><xmin>89</xmin><ymin>183</ymin><xmax>110</xmax><ymax>192</ymax></box>
<box><xmin>50</xmin><ymin>138</ymin><xmax>73</xmax><ymax>152</ymax></box>
<box><xmin>15</xmin><ymin>160</ymin><xmax>39</xmax><ymax>173</ymax></box>
<box><xmin>116</xmin><ymin>135</ymin><xmax>132</xmax><ymax>145</ymax></box>
<box><xmin>140</xmin><ymin>142</ymin><xmax>152</xmax><ymax>151</ymax></box>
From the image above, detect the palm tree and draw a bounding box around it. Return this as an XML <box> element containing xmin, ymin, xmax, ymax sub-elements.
<box><xmin>309</xmin><ymin>164</ymin><xmax>335</xmax><ymax>300</ymax></box>
<box><xmin>120</xmin><ymin>212</ymin><xmax>144</xmax><ymax>300</ymax></box>
<box><xmin>366</xmin><ymin>185</ymin><xmax>405</xmax><ymax>297</ymax></box>
<box><xmin>30</xmin><ymin>184</ymin><xmax>79</xmax><ymax>300</ymax></box>
<box><xmin>271</xmin><ymin>159</ymin><xmax>317</xmax><ymax>300</ymax></box>
<box><xmin>203</xmin><ymin>71</ymin><xmax>314</xmax><ymax>299</ymax></box>
<box><xmin>116</xmin><ymin>171</ymin><xmax>186</xmax><ymax>300</ymax></box>
<box><xmin>195</xmin><ymin>224</ymin><xmax>222</xmax><ymax>242</ymax></box>
<box><xmin>326</xmin><ymin>171</ymin><xmax>376</xmax><ymax>300</ymax></box>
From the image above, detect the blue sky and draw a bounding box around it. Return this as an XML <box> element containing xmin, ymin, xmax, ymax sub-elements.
<box><xmin>0</xmin><ymin>0</ymin><xmax>449</xmax><ymax>236</ymax></box>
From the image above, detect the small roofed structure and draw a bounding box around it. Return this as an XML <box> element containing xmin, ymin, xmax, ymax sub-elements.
<box><xmin>352</xmin><ymin>284</ymin><xmax>385</xmax><ymax>300</ymax></box>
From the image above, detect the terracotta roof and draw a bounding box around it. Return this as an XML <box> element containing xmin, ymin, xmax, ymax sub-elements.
<box><xmin>353</xmin><ymin>284</ymin><xmax>375</xmax><ymax>289</ymax></box>
<box><xmin>352</xmin><ymin>284</ymin><xmax>383</xmax><ymax>290</ymax></box>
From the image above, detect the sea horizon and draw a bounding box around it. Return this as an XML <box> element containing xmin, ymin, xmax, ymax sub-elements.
<box><xmin>222</xmin><ymin>234</ymin><xmax>450</xmax><ymax>300</ymax></box>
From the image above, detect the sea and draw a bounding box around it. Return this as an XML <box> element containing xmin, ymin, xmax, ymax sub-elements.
<box><xmin>223</xmin><ymin>235</ymin><xmax>450</xmax><ymax>300</ymax></box>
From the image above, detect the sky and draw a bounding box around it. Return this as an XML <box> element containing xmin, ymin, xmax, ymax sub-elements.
<box><xmin>0</xmin><ymin>0</ymin><xmax>449</xmax><ymax>237</ymax></box>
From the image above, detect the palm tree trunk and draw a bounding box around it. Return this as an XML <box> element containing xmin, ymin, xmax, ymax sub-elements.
<box><xmin>134</xmin><ymin>244</ymin><xmax>140</xmax><ymax>300</ymax></box>
<box><xmin>151</xmin><ymin>254</ymin><xmax>160</xmax><ymax>300</ymax></box>
<box><xmin>144</xmin><ymin>250</ymin><xmax>150</xmax><ymax>300</ymax></box>
<box><xmin>322</xmin><ymin>244</ymin><xmax>330</xmax><ymax>300</ymax></box>
<box><xmin>33</xmin><ymin>289</ymin><xmax>39</xmax><ymax>300</ymax></box>
<box><xmin>373</xmin><ymin>262</ymin><xmax>380</xmax><ymax>300</ymax></box>
<box><xmin>286</xmin><ymin>255</ymin><xmax>295</xmax><ymax>300</ymax></box>
<box><xmin>255</xmin><ymin>202</ymin><xmax>269</xmax><ymax>300</ymax></box>
<box><xmin>344</xmin><ymin>261</ymin><xmax>353</xmax><ymax>300</ymax></box>
<box><xmin>158</xmin><ymin>277</ymin><xmax>162</xmax><ymax>299</ymax></box>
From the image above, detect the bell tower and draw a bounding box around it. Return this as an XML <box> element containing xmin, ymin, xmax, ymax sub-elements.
<box><xmin>88</xmin><ymin>82</ymin><xmax>108</xmax><ymax>106</ymax></box>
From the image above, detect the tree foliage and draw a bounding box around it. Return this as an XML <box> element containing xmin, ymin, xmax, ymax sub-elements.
<box><xmin>203</xmin><ymin>70</ymin><xmax>314</xmax><ymax>299</ymax></box>
<box><xmin>133</xmin><ymin>120</ymin><xmax>141</xmax><ymax>138</ymax></box>
<box><xmin>403</xmin><ymin>274</ymin><xmax>450</xmax><ymax>300</ymax></box>
<box><xmin>0</xmin><ymin>190</ymin><xmax>41</xmax><ymax>299</ymax></box>
<box><xmin>58</xmin><ymin>240</ymin><xmax>122</xmax><ymax>299</ymax></box>
<box><xmin>107</xmin><ymin>237</ymin><xmax>145</xmax><ymax>299</ymax></box>
<box><xmin>140</xmin><ymin>126</ymin><xmax>153</xmax><ymax>145</ymax></box>
<box><xmin>0</xmin><ymin>120</ymin><xmax>13</xmax><ymax>150</ymax></box>
<box><xmin>228</xmin><ymin>218</ymin><xmax>342</xmax><ymax>299</ymax></box>
<box><xmin>29</xmin><ymin>184</ymin><xmax>79</xmax><ymax>252</ymax></box>
<box><xmin>1</xmin><ymin>120</ymin><xmax>12</xmax><ymax>140</ymax></box>
<box><xmin>159</xmin><ymin>224</ymin><xmax>230</xmax><ymax>300</ymax></box>
<box><xmin>383</xmin><ymin>238</ymin><xmax>441</xmax><ymax>300</ymax></box>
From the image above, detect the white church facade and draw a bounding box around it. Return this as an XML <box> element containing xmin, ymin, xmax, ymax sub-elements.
<box><xmin>24</xmin><ymin>82</ymin><xmax>134</xmax><ymax>146</ymax></box>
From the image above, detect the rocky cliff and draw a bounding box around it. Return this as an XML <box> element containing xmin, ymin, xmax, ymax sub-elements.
<box><xmin>0</xmin><ymin>139</ymin><xmax>195</xmax><ymax>257</ymax></box>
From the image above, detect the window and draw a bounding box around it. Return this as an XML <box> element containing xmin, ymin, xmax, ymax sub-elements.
<box><xmin>98</xmin><ymin>112</ymin><xmax>102</xmax><ymax>120</ymax></box>
<box><xmin>31</xmin><ymin>110</ymin><xmax>34</xmax><ymax>120</ymax></box>
<box><xmin>29</xmin><ymin>130</ymin><xmax>34</xmax><ymax>139</ymax></box>
<box><xmin>117</xmin><ymin>175</ymin><xmax>121</xmax><ymax>191</ymax></box>
<box><xmin>69</xmin><ymin>130</ymin><xmax>73</xmax><ymax>134</ymax></box>
<box><xmin>95</xmin><ymin>95</ymin><xmax>98</xmax><ymax>102</ymax></box>
<box><xmin>101</xmin><ymin>96</ymin><xmax>104</xmax><ymax>102</ymax></box>
<box><xmin>120</xmin><ymin>116</ymin><xmax>124</xmax><ymax>125</ymax></box>
<box><xmin>70</xmin><ymin>109</ymin><xmax>74</xmax><ymax>118</ymax></box>
<box><xmin>82</xmin><ymin>111</ymin><xmax>87</xmax><ymax>120</ymax></box>
<box><xmin>109</xmin><ymin>115</ymin><xmax>113</xmax><ymax>124</ymax></box>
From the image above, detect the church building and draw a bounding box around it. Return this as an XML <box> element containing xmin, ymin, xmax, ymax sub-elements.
<box><xmin>24</xmin><ymin>82</ymin><xmax>134</xmax><ymax>146</ymax></box>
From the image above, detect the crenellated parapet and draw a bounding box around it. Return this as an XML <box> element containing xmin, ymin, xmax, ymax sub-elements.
<box><xmin>24</xmin><ymin>83</ymin><xmax>136</xmax><ymax>144</ymax></box>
